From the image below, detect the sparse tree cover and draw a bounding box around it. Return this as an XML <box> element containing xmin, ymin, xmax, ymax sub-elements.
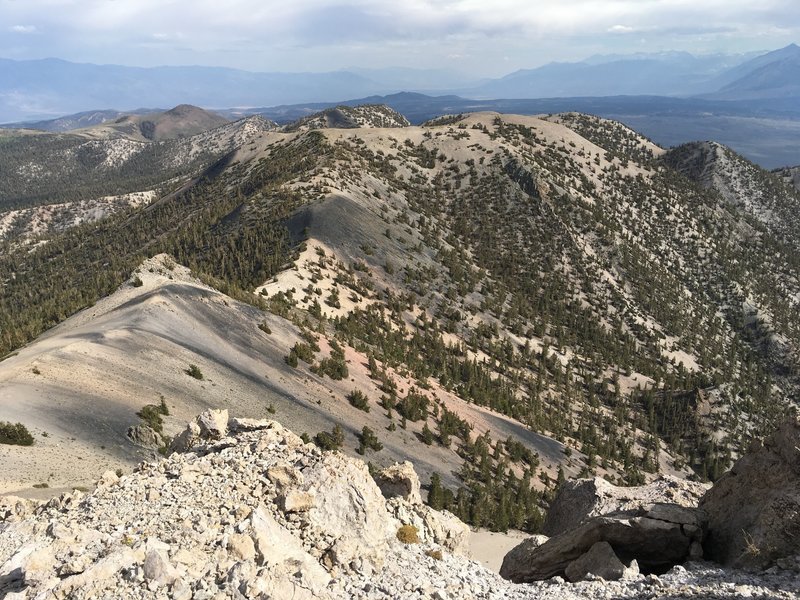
<box><xmin>2</xmin><ymin>111</ymin><xmax>799</xmax><ymax>504</ymax></box>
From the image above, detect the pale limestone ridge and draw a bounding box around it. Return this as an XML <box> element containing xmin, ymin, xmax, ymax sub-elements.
<box><xmin>2</xmin><ymin>411</ymin><xmax>799</xmax><ymax>600</ymax></box>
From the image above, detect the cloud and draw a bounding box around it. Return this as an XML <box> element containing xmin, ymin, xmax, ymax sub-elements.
<box><xmin>9</xmin><ymin>25</ymin><xmax>37</xmax><ymax>34</ymax></box>
<box><xmin>608</xmin><ymin>25</ymin><xmax>636</xmax><ymax>34</ymax></box>
<box><xmin>0</xmin><ymin>0</ymin><xmax>798</xmax><ymax>72</ymax></box>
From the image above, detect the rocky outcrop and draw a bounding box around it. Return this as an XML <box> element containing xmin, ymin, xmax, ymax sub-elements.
<box><xmin>543</xmin><ymin>475</ymin><xmax>709</xmax><ymax>536</ymax></box>
<box><xmin>386</xmin><ymin>498</ymin><xmax>471</xmax><ymax>555</ymax></box>
<box><xmin>500</xmin><ymin>503</ymin><xmax>706</xmax><ymax>583</ymax></box>
<box><xmin>167</xmin><ymin>408</ymin><xmax>228</xmax><ymax>454</ymax></box>
<box><xmin>374</xmin><ymin>462</ymin><xmax>422</xmax><ymax>504</ymax></box>
<box><xmin>0</xmin><ymin>412</ymin><xmax>503</xmax><ymax>599</ymax></box>
<box><xmin>0</xmin><ymin>497</ymin><xmax>39</xmax><ymax>523</ymax></box>
<box><xmin>700</xmin><ymin>415</ymin><xmax>800</xmax><ymax>569</ymax></box>
<box><xmin>126</xmin><ymin>424</ymin><xmax>163</xmax><ymax>449</ymax></box>
<box><xmin>4</xmin><ymin>411</ymin><xmax>800</xmax><ymax>600</ymax></box>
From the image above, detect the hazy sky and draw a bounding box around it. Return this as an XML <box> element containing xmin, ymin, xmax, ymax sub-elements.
<box><xmin>1</xmin><ymin>0</ymin><xmax>798</xmax><ymax>75</ymax></box>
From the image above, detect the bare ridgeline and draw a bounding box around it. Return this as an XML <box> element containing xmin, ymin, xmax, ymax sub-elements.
<box><xmin>1</xmin><ymin>411</ymin><xmax>799</xmax><ymax>599</ymax></box>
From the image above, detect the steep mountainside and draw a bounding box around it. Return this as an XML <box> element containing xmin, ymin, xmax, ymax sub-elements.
<box><xmin>774</xmin><ymin>165</ymin><xmax>800</xmax><ymax>191</ymax></box>
<box><xmin>0</xmin><ymin>113</ymin><xmax>275</xmax><ymax>229</ymax></box>
<box><xmin>0</xmin><ymin>254</ymin><xmax>571</xmax><ymax>504</ymax></box>
<box><xmin>79</xmin><ymin>104</ymin><xmax>230</xmax><ymax>142</ymax></box>
<box><xmin>663</xmin><ymin>141</ymin><xmax>800</xmax><ymax>236</ymax></box>
<box><xmin>703</xmin><ymin>43</ymin><xmax>800</xmax><ymax>100</ymax></box>
<box><xmin>1</xmin><ymin>109</ymin><xmax>798</xmax><ymax>530</ymax></box>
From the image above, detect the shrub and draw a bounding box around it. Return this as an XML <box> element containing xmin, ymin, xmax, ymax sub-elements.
<box><xmin>258</xmin><ymin>321</ymin><xmax>272</xmax><ymax>334</ymax></box>
<box><xmin>131</xmin><ymin>276</ymin><xmax>144</xmax><ymax>287</ymax></box>
<box><xmin>347</xmin><ymin>389</ymin><xmax>370</xmax><ymax>412</ymax></box>
<box><xmin>356</xmin><ymin>426</ymin><xmax>383</xmax><ymax>455</ymax></box>
<box><xmin>396</xmin><ymin>525</ymin><xmax>419</xmax><ymax>544</ymax></box>
<box><xmin>0</xmin><ymin>422</ymin><xmax>34</xmax><ymax>446</ymax></box>
<box><xmin>186</xmin><ymin>364</ymin><xmax>204</xmax><ymax>380</ymax></box>
<box><xmin>425</xmin><ymin>549</ymin><xmax>443</xmax><ymax>560</ymax></box>
<box><xmin>313</xmin><ymin>356</ymin><xmax>348</xmax><ymax>380</ymax></box>
<box><xmin>291</xmin><ymin>342</ymin><xmax>316</xmax><ymax>363</ymax></box>
<box><xmin>314</xmin><ymin>425</ymin><xmax>344</xmax><ymax>451</ymax></box>
<box><xmin>137</xmin><ymin>405</ymin><xmax>164</xmax><ymax>433</ymax></box>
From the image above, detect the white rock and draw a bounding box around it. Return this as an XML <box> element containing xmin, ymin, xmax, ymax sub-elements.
<box><xmin>197</xmin><ymin>409</ymin><xmax>229</xmax><ymax>439</ymax></box>
<box><xmin>374</xmin><ymin>462</ymin><xmax>422</xmax><ymax>504</ymax></box>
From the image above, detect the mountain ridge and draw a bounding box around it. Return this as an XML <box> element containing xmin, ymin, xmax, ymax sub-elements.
<box><xmin>2</xmin><ymin>111</ymin><xmax>798</xmax><ymax>515</ymax></box>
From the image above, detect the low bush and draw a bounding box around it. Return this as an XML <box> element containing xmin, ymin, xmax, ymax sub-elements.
<box><xmin>186</xmin><ymin>364</ymin><xmax>204</xmax><ymax>380</ymax></box>
<box><xmin>314</xmin><ymin>425</ymin><xmax>344</xmax><ymax>451</ymax></box>
<box><xmin>0</xmin><ymin>422</ymin><xmax>34</xmax><ymax>446</ymax></box>
<box><xmin>396</xmin><ymin>525</ymin><xmax>419</xmax><ymax>544</ymax></box>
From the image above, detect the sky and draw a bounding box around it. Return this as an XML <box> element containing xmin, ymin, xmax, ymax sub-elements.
<box><xmin>1</xmin><ymin>0</ymin><xmax>799</xmax><ymax>76</ymax></box>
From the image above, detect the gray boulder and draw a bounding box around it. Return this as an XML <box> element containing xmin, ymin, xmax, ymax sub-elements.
<box><xmin>168</xmin><ymin>409</ymin><xmax>229</xmax><ymax>454</ymax></box>
<box><xmin>126</xmin><ymin>424</ymin><xmax>163</xmax><ymax>450</ymax></box>
<box><xmin>700</xmin><ymin>415</ymin><xmax>800</xmax><ymax>569</ymax></box>
<box><xmin>499</xmin><ymin>503</ymin><xmax>706</xmax><ymax>583</ymax></box>
<box><xmin>564</xmin><ymin>541</ymin><xmax>626</xmax><ymax>582</ymax></box>
<box><xmin>543</xmin><ymin>475</ymin><xmax>709</xmax><ymax>536</ymax></box>
<box><xmin>497</xmin><ymin>534</ymin><xmax>549</xmax><ymax>579</ymax></box>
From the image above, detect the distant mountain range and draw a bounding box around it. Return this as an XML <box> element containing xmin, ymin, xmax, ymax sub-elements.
<box><xmin>2</xmin><ymin>44</ymin><xmax>799</xmax><ymax>124</ymax></box>
<box><xmin>2</xmin><ymin>44</ymin><xmax>798</xmax><ymax>169</ymax></box>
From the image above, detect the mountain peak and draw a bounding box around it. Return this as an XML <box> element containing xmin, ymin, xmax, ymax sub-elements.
<box><xmin>283</xmin><ymin>104</ymin><xmax>410</xmax><ymax>132</ymax></box>
<box><xmin>163</xmin><ymin>103</ymin><xmax>208</xmax><ymax>117</ymax></box>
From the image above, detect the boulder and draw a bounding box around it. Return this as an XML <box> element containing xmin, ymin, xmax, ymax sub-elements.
<box><xmin>499</xmin><ymin>503</ymin><xmax>706</xmax><ymax>583</ymax></box>
<box><xmin>249</xmin><ymin>505</ymin><xmax>330</xmax><ymax>593</ymax></box>
<box><xmin>143</xmin><ymin>547</ymin><xmax>179</xmax><ymax>586</ymax></box>
<box><xmin>196</xmin><ymin>408</ymin><xmax>229</xmax><ymax>439</ymax></box>
<box><xmin>543</xmin><ymin>475</ymin><xmax>709</xmax><ymax>536</ymax></box>
<box><xmin>126</xmin><ymin>424</ymin><xmax>163</xmax><ymax>450</ymax></box>
<box><xmin>278</xmin><ymin>490</ymin><xmax>316</xmax><ymax>513</ymax></box>
<box><xmin>564</xmin><ymin>541</ymin><xmax>626</xmax><ymax>582</ymax></box>
<box><xmin>168</xmin><ymin>420</ymin><xmax>202</xmax><ymax>454</ymax></box>
<box><xmin>0</xmin><ymin>496</ymin><xmax>40</xmax><ymax>523</ymax></box>
<box><xmin>700</xmin><ymin>415</ymin><xmax>800</xmax><ymax>569</ymax></box>
<box><xmin>497</xmin><ymin>534</ymin><xmax>549</xmax><ymax>579</ymax></box>
<box><xmin>374</xmin><ymin>462</ymin><xmax>422</xmax><ymax>504</ymax></box>
<box><xmin>302</xmin><ymin>451</ymin><xmax>396</xmax><ymax>570</ymax></box>
<box><xmin>168</xmin><ymin>409</ymin><xmax>229</xmax><ymax>454</ymax></box>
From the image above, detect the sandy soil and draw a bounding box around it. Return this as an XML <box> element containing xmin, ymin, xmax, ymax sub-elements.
<box><xmin>469</xmin><ymin>529</ymin><xmax>531</xmax><ymax>573</ymax></box>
